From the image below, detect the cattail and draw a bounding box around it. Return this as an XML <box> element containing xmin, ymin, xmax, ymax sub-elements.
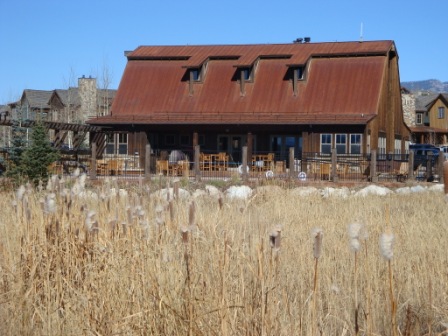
<box><xmin>269</xmin><ymin>225</ymin><xmax>282</xmax><ymax>250</ymax></box>
<box><xmin>39</xmin><ymin>197</ymin><xmax>45</xmax><ymax>212</ymax></box>
<box><xmin>44</xmin><ymin>193</ymin><xmax>57</xmax><ymax>214</ymax></box>
<box><xmin>85</xmin><ymin>210</ymin><xmax>96</xmax><ymax>231</ymax></box>
<box><xmin>16</xmin><ymin>185</ymin><xmax>25</xmax><ymax>201</ymax></box>
<box><xmin>46</xmin><ymin>178</ymin><xmax>53</xmax><ymax>192</ymax></box>
<box><xmin>218</xmin><ymin>196</ymin><xmax>223</xmax><ymax>210</ymax></box>
<box><xmin>91</xmin><ymin>220</ymin><xmax>99</xmax><ymax>235</ymax></box>
<box><xmin>181</xmin><ymin>226</ymin><xmax>189</xmax><ymax>244</ymax></box>
<box><xmin>380</xmin><ymin>232</ymin><xmax>395</xmax><ymax>260</ymax></box>
<box><xmin>188</xmin><ymin>201</ymin><xmax>196</xmax><ymax>230</ymax></box>
<box><xmin>126</xmin><ymin>206</ymin><xmax>132</xmax><ymax>225</ymax></box>
<box><xmin>73</xmin><ymin>168</ymin><xmax>80</xmax><ymax>178</ymax></box>
<box><xmin>173</xmin><ymin>180</ymin><xmax>179</xmax><ymax>200</ymax></box>
<box><xmin>155</xmin><ymin>204</ymin><xmax>164</xmax><ymax>226</ymax></box>
<box><xmin>312</xmin><ymin>228</ymin><xmax>323</xmax><ymax>259</ymax></box>
<box><xmin>348</xmin><ymin>222</ymin><xmax>364</xmax><ymax>252</ymax></box>
<box><xmin>108</xmin><ymin>219</ymin><xmax>117</xmax><ymax>232</ymax></box>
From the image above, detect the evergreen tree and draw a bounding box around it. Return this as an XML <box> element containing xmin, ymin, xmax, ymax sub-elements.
<box><xmin>20</xmin><ymin>122</ymin><xmax>60</xmax><ymax>185</ymax></box>
<box><xmin>6</xmin><ymin>120</ymin><xmax>28</xmax><ymax>184</ymax></box>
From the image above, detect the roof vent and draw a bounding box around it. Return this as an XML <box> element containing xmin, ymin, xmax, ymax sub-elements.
<box><xmin>293</xmin><ymin>38</ymin><xmax>303</xmax><ymax>44</ymax></box>
<box><xmin>304</xmin><ymin>37</ymin><xmax>311</xmax><ymax>43</ymax></box>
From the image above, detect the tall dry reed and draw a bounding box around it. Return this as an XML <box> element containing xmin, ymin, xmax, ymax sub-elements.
<box><xmin>0</xmin><ymin>179</ymin><xmax>447</xmax><ymax>335</ymax></box>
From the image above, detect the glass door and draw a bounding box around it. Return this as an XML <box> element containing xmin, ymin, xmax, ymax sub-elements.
<box><xmin>218</xmin><ymin>135</ymin><xmax>246</xmax><ymax>164</ymax></box>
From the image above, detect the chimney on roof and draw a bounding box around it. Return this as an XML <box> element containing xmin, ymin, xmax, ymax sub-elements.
<box><xmin>304</xmin><ymin>37</ymin><xmax>311</xmax><ymax>43</ymax></box>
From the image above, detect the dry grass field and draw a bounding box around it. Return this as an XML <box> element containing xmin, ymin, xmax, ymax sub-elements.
<box><xmin>0</xmin><ymin>176</ymin><xmax>447</xmax><ymax>335</ymax></box>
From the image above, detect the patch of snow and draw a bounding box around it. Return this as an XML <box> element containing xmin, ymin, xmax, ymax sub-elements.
<box><xmin>428</xmin><ymin>183</ymin><xmax>444</xmax><ymax>192</ymax></box>
<box><xmin>354</xmin><ymin>185</ymin><xmax>392</xmax><ymax>197</ymax></box>
<box><xmin>225</xmin><ymin>185</ymin><xmax>253</xmax><ymax>200</ymax></box>
<box><xmin>205</xmin><ymin>185</ymin><xmax>223</xmax><ymax>198</ymax></box>
<box><xmin>321</xmin><ymin>187</ymin><xmax>350</xmax><ymax>199</ymax></box>
<box><xmin>290</xmin><ymin>186</ymin><xmax>320</xmax><ymax>197</ymax></box>
<box><xmin>151</xmin><ymin>188</ymin><xmax>191</xmax><ymax>200</ymax></box>
<box><xmin>395</xmin><ymin>187</ymin><xmax>412</xmax><ymax>194</ymax></box>
<box><xmin>410</xmin><ymin>185</ymin><xmax>427</xmax><ymax>193</ymax></box>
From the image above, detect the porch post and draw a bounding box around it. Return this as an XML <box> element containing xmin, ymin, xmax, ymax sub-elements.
<box><xmin>145</xmin><ymin>144</ymin><xmax>151</xmax><ymax>179</ymax></box>
<box><xmin>331</xmin><ymin>148</ymin><xmax>338</xmax><ymax>182</ymax></box>
<box><xmin>193</xmin><ymin>132</ymin><xmax>198</xmax><ymax>147</ymax></box>
<box><xmin>437</xmin><ymin>149</ymin><xmax>444</xmax><ymax>183</ymax></box>
<box><xmin>289</xmin><ymin>147</ymin><xmax>295</xmax><ymax>179</ymax></box>
<box><xmin>427</xmin><ymin>152</ymin><xmax>433</xmax><ymax>181</ymax></box>
<box><xmin>114</xmin><ymin>133</ymin><xmax>118</xmax><ymax>156</ymax></box>
<box><xmin>408</xmin><ymin>151</ymin><xmax>415</xmax><ymax>181</ymax></box>
<box><xmin>91</xmin><ymin>142</ymin><xmax>97</xmax><ymax>180</ymax></box>
<box><xmin>242</xmin><ymin>146</ymin><xmax>248</xmax><ymax>182</ymax></box>
<box><xmin>247</xmin><ymin>132</ymin><xmax>253</xmax><ymax>168</ymax></box>
<box><xmin>371</xmin><ymin>150</ymin><xmax>378</xmax><ymax>182</ymax></box>
<box><xmin>194</xmin><ymin>145</ymin><xmax>201</xmax><ymax>182</ymax></box>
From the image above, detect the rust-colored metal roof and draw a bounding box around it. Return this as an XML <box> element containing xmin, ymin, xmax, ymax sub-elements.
<box><xmin>89</xmin><ymin>41</ymin><xmax>394</xmax><ymax>126</ymax></box>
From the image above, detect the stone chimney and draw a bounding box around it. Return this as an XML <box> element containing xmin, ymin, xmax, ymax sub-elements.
<box><xmin>78</xmin><ymin>76</ymin><xmax>97</xmax><ymax>122</ymax></box>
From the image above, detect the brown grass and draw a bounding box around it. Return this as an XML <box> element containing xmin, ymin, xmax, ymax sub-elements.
<box><xmin>0</xmin><ymin>180</ymin><xmax>448</xmax><ymax>335</ymax></box>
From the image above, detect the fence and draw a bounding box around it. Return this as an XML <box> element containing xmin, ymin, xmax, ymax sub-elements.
<box><xmin>0</xmin><ymin>146</ymin><xmax>444</xmax><ymax>183</ymax></box>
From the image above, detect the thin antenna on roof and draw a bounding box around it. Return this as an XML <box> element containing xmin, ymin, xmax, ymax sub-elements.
<box><xmin>360</xmin><ymin>22</ymin><xmax>364</xmax><ymax>42</ymax></box>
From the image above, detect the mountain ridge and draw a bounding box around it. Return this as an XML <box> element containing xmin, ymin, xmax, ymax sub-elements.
<box><xmin>401</xmin><ymin>79</ymin><xmax>448</xmax><ymax>93</ymax></box>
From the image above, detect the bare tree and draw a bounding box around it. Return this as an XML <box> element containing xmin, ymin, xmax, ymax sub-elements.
<box><xmin>98</xmin><ymin>58</ymin><xmax>114</xmax><ymax>117</ymax></box>
<box><xmin>60</xmin><ymin>67</ymin><xmax>77</xmax><ymax>148</ymax></box>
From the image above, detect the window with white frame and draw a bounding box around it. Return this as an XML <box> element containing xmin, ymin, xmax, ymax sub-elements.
<box><xmin>404</xmin><ymin>140</ymin><xmax>410</xmax><ymax>154</ymax></box>
<box><xmin>416</xmin><ymin>113</ymin><xmax>423</xmax><ymax>125</ymax></box>
<box><xmin>394</xmin><ymin>139</ymin><xmax>401</xmax><ymax>155</ymax></box>
<box><xmin>438</xmin><ymin>106</ymin><xmax>445</xmax><ymax>119</ymax></box>
<box><xmin>378</xmin><ymin>137</ymin><xmax>386</xmax><ymax>155</ymax></box>
<box><xmin>320</xmin><ymin>134</ymin><xmax>332</xmax><ymax>154</ymax></box>
<box><xmin>350</xmin><ymin>134</ymin><xmax>362</xmax><ymax>154</ymax></box>
<box><xmin>335</xmin><ymin>134</ymin><xmax>346</xmax><ymax>154</ymax></box>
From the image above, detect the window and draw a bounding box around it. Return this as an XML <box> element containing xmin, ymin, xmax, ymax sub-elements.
<box><xmin>180</xmin><ymin>135</ymin><xmax>190</xmax><ymax>146</ymax></box>
<box><xmin>198</xmin><ymin>135</ymin><xmax>205</xmax><ymax>146</ymax></box>
<box><xmin>191</xmin><ymin>68</ymin><xmax>201</xmax><ymax>81</ymax></box>
<box><xmin>394</xmin><ymin>139</ymin><xmax>401</xmax><ymax>155</ymax></box>
<box><xmin>118</xmin><ymin>133</ymin><xmax>128</xmax><ymax>155</ymax></box>
<box><xmin>378</xmin><ymin>137</ymin><xmax>386</xmax><ymax>155</ymax></box>
<box><xmin>105</xmin><ymin>133</ymin><xmax>128</xmax><ymax>155</ymax></box>
<box><xmin>241</xmin><ymin>67</ymin><xmax>252</xmax><ymax>81</ymax></box>
<box><xmin>165</xmin><ymin>134</ymin><xmax>175</xmax><ymax>146</ymax></box>
<box><xmin>320</xmin><ymin>134</ymin><xmax>332</xmax><ymax>154</ymax></box>
<box><xmin>295</xmin><ymin>66</ymin><xmax>304</xmax><ymax>80</ymax></box>
<box><xmin>350</xmin><ymin>134</ymin><xmax>362</xmax><ymax>154</ymax></box>
<box><xmin>416</xmin><ymin>113</ymin><xmax>423</xmax><ymax>125</ymax></box>
<box><xmin>438</xmin><ymin>106</ymin><xmax>445</xmax><ymax>119</ymax></box>
<box><xmin>335</xmin><ymin>134</ymin><xmax>346</xmax><ymax>154</ymax></box>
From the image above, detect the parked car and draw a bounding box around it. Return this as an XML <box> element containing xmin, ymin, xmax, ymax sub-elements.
<box><xmin>439</xmin><ymin>145</ymin><xmax>448</xmax><ymax>160</ymax></box>
<box><xmin>409</xmin><ymin>144</ymin><xmax>440</xmax><ymax>168</ymax></box>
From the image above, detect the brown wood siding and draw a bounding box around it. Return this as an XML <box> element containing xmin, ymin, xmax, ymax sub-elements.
<box><xmin>429</xmin><ymin>98</ymin><xmax>448</xmax><ymax>129</ymax></box>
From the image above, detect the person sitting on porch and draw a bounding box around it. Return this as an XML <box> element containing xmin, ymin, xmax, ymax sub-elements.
<box><xmin>169</xmin><ymin>150</ymin><xmax>186</xmax><ymax>164</ymax></box>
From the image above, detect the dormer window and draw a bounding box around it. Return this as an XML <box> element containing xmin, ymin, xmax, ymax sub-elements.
<box><xmin>191</xmin><ymin>68</ymin><xmax>201</xmax><ymax>82</ymax></box>
<box><xmin>187</xmin><ymin>66</ymin><xmax>204</xmax><ymax>95</ymax></box>
<box><xmin>241</xmin><ymin>67</ymin><xmax>252</xmax><ymax>81</ymax></box>
<box><xmin>295</xmin><ymin>66</ymin><xmax>304</xmax><ymax>80</ymax></box>
<box><xmin>291</xmin><ymin>65</ymin><xmax>305</xmax><ymax>96</ymax></box>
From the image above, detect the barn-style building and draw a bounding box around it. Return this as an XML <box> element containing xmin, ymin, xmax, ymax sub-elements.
<box><xmin>88</xmin><ymin>40</ymin><xmax>411</xmax><ymax>178</ymax></box>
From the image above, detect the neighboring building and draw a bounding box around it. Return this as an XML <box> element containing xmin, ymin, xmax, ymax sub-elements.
<box><xmin>401</xmin><ymin>87</ymin><xmax>448</xmax><ymax>145</ymax></box>
<box><xmin>88</xmin><ymin>40</ymin><xmax>410</xmax><ymax>162</ymax></box>
<box><xmin>2</xmin><ymin>77</ymin><xmax>116</xmax><ymax>148</ymax></box>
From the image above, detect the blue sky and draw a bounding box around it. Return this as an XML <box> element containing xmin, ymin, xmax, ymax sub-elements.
<box><xmin>1</xmin><ymin>0</ymin><xmax>447</xmax><ymax>104</ymax></box>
